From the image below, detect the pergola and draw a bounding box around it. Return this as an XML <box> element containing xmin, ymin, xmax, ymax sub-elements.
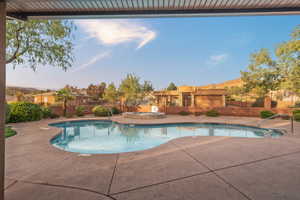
<box><xmin>1</xmin><ymin>0</ymin><xmax>300</xmax><ymax>199</ymax></box>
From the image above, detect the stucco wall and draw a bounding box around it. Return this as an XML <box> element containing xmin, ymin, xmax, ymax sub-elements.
<box><xmin>195</xmin><ymin>95</ymin><xmax>224</xmax><ymax>108</ymax></box>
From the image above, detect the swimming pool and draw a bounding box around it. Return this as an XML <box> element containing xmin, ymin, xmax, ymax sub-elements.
<box><xmin>50</xmin><ymin>120</ymin><xmax>282</xmax><ymax>154</ymax></box>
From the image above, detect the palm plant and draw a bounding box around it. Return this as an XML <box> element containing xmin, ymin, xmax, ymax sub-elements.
<box><xmin>56</xmin><ymin>88</ymin><xmax>74</xmax><ymax>116</ymax></box>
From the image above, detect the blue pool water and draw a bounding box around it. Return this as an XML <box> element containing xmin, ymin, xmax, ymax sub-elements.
<box><xmin>50</xmin><ymin>120</ymin><xmax>282</xmax><ymax>154</ymax></box>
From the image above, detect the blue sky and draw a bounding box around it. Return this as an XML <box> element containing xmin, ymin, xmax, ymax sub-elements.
<box><xmin>7</xmin><ymin>15</ymin><xmax>300</xmax><ymax>90</ymax></box>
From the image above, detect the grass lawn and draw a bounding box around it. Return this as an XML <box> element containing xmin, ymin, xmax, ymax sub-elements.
<box><xmin>5</xmin><ymin>127</ymin><xmax>16</xmax><ymax>138</ymax></box>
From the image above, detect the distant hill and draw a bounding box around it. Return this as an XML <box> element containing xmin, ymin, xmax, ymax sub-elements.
<box><xmin>200</xmin><ymin>78</ymin><xmax>243</xmax><ymax>89</ymax></box>
<box><xmin>6</xmin><ymin>86</ymin><xmax>54</xmax><ymax>96</ymax></box>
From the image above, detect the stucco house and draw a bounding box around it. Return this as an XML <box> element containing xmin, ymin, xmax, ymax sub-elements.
<box><xmin>153</xmin><ymin>86</ymin><xmax>227</xmax><ymax>109</ymax></box>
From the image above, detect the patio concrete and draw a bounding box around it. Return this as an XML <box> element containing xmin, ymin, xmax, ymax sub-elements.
<box><xmin>4</xmin><ymin>115</ymin><xmax>300</xmax><ymax>200</ymax></box>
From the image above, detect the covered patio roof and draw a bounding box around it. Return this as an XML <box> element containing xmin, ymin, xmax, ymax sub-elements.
<box><xmin>6</xmin><ymin>0</ymin><xmax>300</xmax><ymax>20</ymax></box>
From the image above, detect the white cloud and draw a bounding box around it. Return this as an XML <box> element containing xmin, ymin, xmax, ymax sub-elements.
<box><xmin>72</xmin><ymin>51</ymin><xmax>111</xmax><ymax>72</ymax></box>
<box><xmin>76</xmin><ymin>20</ymin><xmax>156</xmax><ymax>49</ymax></box>
<box><xmin>207</xmin><ymin>53</ymin><xmax>229</xmax><ymax>65</ymax></box>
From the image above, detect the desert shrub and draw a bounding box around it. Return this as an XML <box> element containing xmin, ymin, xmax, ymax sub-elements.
<box><xmin>260</xmin><ymin>110</ymin><xmax>275</xmax><ymax>119</ymax></box>
<box><xmin>49</xmin><ymin>113</ymin><xmax>60</xmax><ymax>119</ymax></box>
<box><xmin>92</xmin><ymin>106</ymin><xmax>111</xmax><ymax>117</ymax></box>
<box><xmin>41</xmin><ymin>107</ymin><xmax>52</xmax><ymax>119</ymax></box>
<box><xmin>5</xmin><ymin>103</ymin><xmax>11</xmax><ymax>123</ymax></box>
<box><xmin>75</xmin><ymin>106</ymin><xmax>85</xmax><ymax>117</ymax></box>
<box><xmin>205</xmin><ymin>110</ymin><xmax>220</xmax><ymax>117</ymax></box>
<box><xmin>293</xmin><ymin>113</ymin><xmax>300</xmax><ymax>122</ymax></box>
<box><xmin>178</xmin><ymin>111</ymin><xmax>190</xmax><ymax>116</ymax></box>
<box><xmin>9</xmin><ymin>102</ymin><xmax>43</xmax><ymax>123</ymax></box>
<box><xmin>292</xmin><ymin>110</ymin><xmax>300</xmax><ymax>115</ymax></box>
<box><xmin>293</xmin><ymin>110</ymin><xmax>300</xmax><ymax>122</ymax></box>
<box><xmin>111</xmin><ymin>107</ymin><xmax>121</xmax><ymax>115</ymax></box>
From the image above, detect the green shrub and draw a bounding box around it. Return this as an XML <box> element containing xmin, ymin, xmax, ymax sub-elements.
<box><xmin>260</xmin><ymin>110</ymin><xmax>275</xmax><ymax>119</ymax></box>
<box><xmin>178</xmin><ymin>111</ymin><xmax>190</xmax><ymax>116</ymax></box>
<box><xmin>292</xmin><ymin>110</ymin><xmax>300</xmax><ymax>115</ymax></box>
<box><xmin>5</xmin><ymin>103</ymin><xmax>11</xmax><ymax>123</ymax></box>
<box><xmin>9</xmin><ymin>102</ymin><xmax>43</xmax><ymax>123</ymax></box>
<box><xmin>5</xmin><ymin>127</ymin><xmax>16</xmax><ymax>138</ymax></box>
<box><xmin>92</xmin><ymin>106</ymin><xmax>111</xmax><ymax>117</ymax></box>
<box><xmin>205</xmin><ymin>110</ymin><xmax>220</xmax><ymax>117</ymax></box>
<box><xmin>111</xmin><ymin>107</ymin><xmax>121</xmax><ymax>115</ymax></box>
<box><xmin>49</xmin><ymin>113</ymin><xmax>60</xmax><ymax>119</ymax></box>
<box><xmin>41</xmin><ymin>107</ymin><xmax>52</xmax><ymax>119</ymax></box>
<box><xmin>293</xmin><ymin>110</ymin><xmax>300</xmax><ymax>122</ymax></box>
<box><xmin>75</xmin><ymin>106</ymin><xmax>85</xmax><ymax>117</ymax></box>
<box><xmin>293</xmin><ymin>113</ymin><xmax>300</xmax><ymax>122</ymax></box>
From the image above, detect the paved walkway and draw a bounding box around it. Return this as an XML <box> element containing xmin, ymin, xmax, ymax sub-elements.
<box><xmin>5</xmin><ymin>115</ymin><xmax>300</xmax><ymax>200</ymax></box>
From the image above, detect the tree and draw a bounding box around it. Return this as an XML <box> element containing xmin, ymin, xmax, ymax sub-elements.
<box><xmin>241</xmin><ymin>48</ymin><xmax>280</xmax><ymax>98</ymax></box>
<box><xmin>98</xmin><ymin>82</ymin><xmax>107</xmax><ymax>98</ymax></box>
<box><xmin>275</xmin><ymin>25</ymin><xmax>300</xmax><ymax>96</ymax></box>
<box><xmin>6</xmin><ymin>20</ymin><xmax>75</xmax><ymax>71</ymax></box>
<box><xmin>142</xmin><ymin>81</ymin><xmax>154</xmax><ymax>92</ymax></box>
<box><xmin>166</xmin><ymin>82</ymin><xmax>177</xmax><ymax>91</ymax></box>
<box><xmin>241</xmin><ymin>25</ymin><xmax>300</xmax><ymax>100</ymax></box>
<box><xmin>64</xmin><ymin>84</ymin><xmax>79</xmax><ymax>94</ymax></box>
<box><xmin>104</xmin><ymin>83</ymin><xmax>119</xmax><ymax>104</ymax></box>
<box><xmin>86</xmin><ymin>82</ymin><xmax>106</xmax><ymax>100</ymax></box>
<box><xmin>119</xmin><ymin>74</ymin><xmax>144</xmax><ymax>107</ymax></box>
<box><xmin>56</xmin><ymin>88</ymin><xmax>74</xmax><ymax>116</ymax></box>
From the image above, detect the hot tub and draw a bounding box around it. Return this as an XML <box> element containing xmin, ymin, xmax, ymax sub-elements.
<box><xmin>122</xmin><ymin>112</ymin><xmax>166</xmax><ymax>119</ymax></box>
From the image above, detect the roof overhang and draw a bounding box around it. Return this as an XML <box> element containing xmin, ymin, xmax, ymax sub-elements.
<box><xmin>6</xmin><ymin>0</ymin><xmax>300</xmax><ymax>20</ymax></box>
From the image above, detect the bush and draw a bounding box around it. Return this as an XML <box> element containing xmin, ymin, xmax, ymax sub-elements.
<box><xmin>5</xmin><ymin>126</ymin><xmax>16</xmax><ymax>138</ymax></box>
<box><xmin>205</xmin><ymin>110</ymin><xmax>220</xmax><ymax>117</ymax></box>
<box><xmin>49</xmin><ymin>113</ymin><xmax>60</xmax><ymax>119</ymax></box>
<box><xmin>5</xmin><ymin>103</ymin><xmax>11</xmax><ymax>123</ymax></box>
<box><xmin>178</xmin><ymin>111</ymin><xmax>190</xmax><ymax>116</ymax></box>
<box><xmin>293</xmin><ymin>113</ymin><xmax>300</xmax><ymax>122</ymax></box>
<box><xmin>260</xmin><ymin>110</ymin><xmax>275</xmax><ymax>119</ymax></box>
<box><xmin>92</xmin><ymin>106</ymin><xmax>111</xmax><ymax>117</ymax></box>
<box><xmin>75</xmin><ymin>106</ymin><xmax>85</xmax><ymax>117</ymax></box>
<box><xmin>292</xmin><ymin>110</ymin><xmax>300</xmax><ymax>115</ymax></box>
<box><xmin>293</xmin><ymin>110</ymin><xmax>300</xmax><ymax>122</ymax></box>
<box><xmin>111</xmin><ymin>107</ymin><xmax>121</xmax><ymax>115</ymax></box>
<box><xmin>9</xmin><ymin>102</ymin><xmax>43</xmax><ymax>123</ymax></box>
<box><xmin>41</xmin><ymin>107</ymin><xmax>52</xmax><ymax>119</ymax></box>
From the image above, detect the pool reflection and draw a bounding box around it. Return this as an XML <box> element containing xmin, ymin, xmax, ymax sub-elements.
<box><xmin>50</xmin><ymin>121</ymin><xmax>282</xmax><ymax>154</ymax></box>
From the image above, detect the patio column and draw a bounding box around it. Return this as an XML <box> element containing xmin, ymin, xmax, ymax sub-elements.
<box><xmin>191</xmin><ymin>94</ymin><xmax>195</xmax><ymax>107</ymax></box>
<box><xmin>179</xmin><ymin>93</ymin><xmax>183</xmax><ymax>107</ymax></box>
<box><xmin>0</xmin><ymin>2</ymin><xmax>5</xmax><ymax>200</ymax></box>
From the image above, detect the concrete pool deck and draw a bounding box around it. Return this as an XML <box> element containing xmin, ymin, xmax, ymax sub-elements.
<box><xmin>4</xmin><ymin>115</ymin><xmax>300</xmax><ymax>200</ymax></box>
